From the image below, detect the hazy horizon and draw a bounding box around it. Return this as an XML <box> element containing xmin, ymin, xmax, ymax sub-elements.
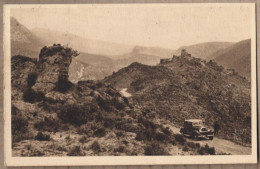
<box><xmin>11</xmin><ymin>4</ymin><xmax>252</xmax><ymax>49</ymax></box>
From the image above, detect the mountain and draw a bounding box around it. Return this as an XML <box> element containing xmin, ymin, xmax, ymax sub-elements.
<box><xmin>130</xmin><ymin>46</ymin><xmax>175</xmax><ymax>59</ymax></box>
<box><xmin>174</xmin><ymin>42</ymin><xmax>235</xmax><ymax>60</ymax></box>
<box><xmin>12</xmin><ymin>44</ymin><xmax>209</xmax><ymax>156</ymax></box>
<box><xmin>211</xmin><ymin>39</ymin><xmax>251</xmax><ymax>80</ymax></box>
<box><xmin>31</xmin><ymin>28</ymin><xmax>133</xmax><ymax>58</ymax></box>
<box><xmin>11</xmin><ymin>17</ymin><xmax>43</xmax><ymax>58</ymax></box>
<box><xmin>104</xmin><ymin>53</ymin><xmax>251</xmax><ymax>144</ymax></box>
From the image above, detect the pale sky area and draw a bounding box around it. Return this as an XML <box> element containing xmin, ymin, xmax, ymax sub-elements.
<box><xmin>11</xmin><ymin>4</ymin><xmax>253</xmax><ymax>49</ymax></box>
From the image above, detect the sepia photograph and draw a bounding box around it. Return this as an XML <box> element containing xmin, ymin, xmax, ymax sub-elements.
<box><xmin>3</xmin><ymin>3</ymin><xmax>257</xmax><ymax>166</ymax></box>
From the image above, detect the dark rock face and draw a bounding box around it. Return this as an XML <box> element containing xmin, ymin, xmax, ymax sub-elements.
<box><xmin>11</xmin><ymin>55</ymin><xmax>37</xmax><ymax>100</ymax></box>
<box><xmin>11</xmin><ymin>55</ymin><xmax>37</xmax><ymax>89</ymax></box>
<box><xmin>33</xmin><ymin>45</ymin><xmax>74</xmax><ymax>94</ymax></box>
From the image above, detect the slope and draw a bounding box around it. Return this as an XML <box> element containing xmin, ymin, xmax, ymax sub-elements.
<box><xmin>211</xmin><ymin>39</ymin><xmax>251</xmax><ymax>80</ymax></box>
<box><xmin>11</xmin><ymin>17</ymin><xmax>43</xmax><ymax>58</ymax></box>
<box><xmin>104</xmin><ymin>53</ymin><xmax>251</xmax><ymax>145</ymax></box>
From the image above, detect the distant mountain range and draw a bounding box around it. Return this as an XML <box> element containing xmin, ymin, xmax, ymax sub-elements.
<box><xmin>212</xmin><ymin>39</ymin><xmax>251</xmax><ymax>80</ymax></box>
<box><xmin>11</xmin><ymin>16</ymin><xmax>251</xmax><ymax>81</ymax></box>
<box><xmin>173</xmin><ymin>42</ymin><xmax>235</xmax><ymax>60</ymax></box>
<box><xmin>31</xmin><ymin>28</ymin><xmax>133</xmax><ymax>58</ymax></box>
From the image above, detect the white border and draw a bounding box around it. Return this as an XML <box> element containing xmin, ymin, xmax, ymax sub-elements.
<box><xmin>3</xmin><ymin>3</ymin><xmax>257</xmax><ymax>166</ymax></box>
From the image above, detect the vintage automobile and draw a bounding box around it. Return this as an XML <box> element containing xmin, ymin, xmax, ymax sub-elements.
<box><xmin>179</xmin><ymin>119</ymin><xmax>214</xmax><ymax>140</ymax></box>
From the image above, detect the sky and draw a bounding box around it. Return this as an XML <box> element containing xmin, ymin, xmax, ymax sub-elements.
<box><xmin>10</xmin><ymin>4</ymin><xmax>253</xmax><ymax>49</ymax></box>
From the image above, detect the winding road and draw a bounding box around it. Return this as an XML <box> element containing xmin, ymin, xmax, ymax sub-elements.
<box><xmin>163</xmin><ymin>123</ymin><xmax>252</xmax><ymax>155</ymax></box>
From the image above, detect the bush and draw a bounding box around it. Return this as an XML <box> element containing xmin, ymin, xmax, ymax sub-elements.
<box><xmin>35</xmin><ymin>132</ymin><xmax>51</xmax><ymax>141</ymax></box>
<box><xmin>197</xmin><ymin>144</ymin><xmax>215</xmax><ymax>155</ymax></box>
<box><xmin>12</xmin><ymin>110</ymin><xmax>33</xmax><ymax>143</ymax></box>
<box><xmin>12</xmin><ymin>111</ymin><xmax>28</xmax><ymax>135</ymax></box>
<box><xmin>67</xmin><ymin>146</ymin><xmax>85</xmax><ymax>156</ymax></box>
<box><xmin>21</xmin><ymin>145</ymin><xmax>45</xmax><ymax>156</ymax></box>
<box><xmin>144</xmin><ymin>142</ymin><xmax>169</xmax><ymax>155</ymax></box>
<box><xmin>182</xmin><ymin>146</ymin><xmax>189</xmax><ymax>152</ymax></box>
<box><xmin>114</xmin><ymin>145</ymin><xmax>126</xmax><ymax>153</ymax></box>
<box><xmin>27</xmin><ymin>72</ymin><xmax>38</xmax><ymax>87</ymax></box>
<box><xmin>23</xmin><ymin>88</ymin><xmax>44</xmax><ymax>103</ymax></box>
<box><xmin>174</xmin><ymin>134</ymin><xmax>186</xmax><ymax>145</ymax></box>
<box><xmin>94</xmin><ymin>127</ymin><xmax>106</xmax><ymax>137</ymax></box>
<box><xmin>90</xmin><ymin>141</ymin><xmax>101</xmax><ymax>153</ymax></box>
<box><xmin>155</xmin><ymin>132</ymin><xmax>168</xmax><ymax>142</ymax></box>
<box><xmin>115</xmin><ymin>131</ymin><xmax>125</xmax><ymax>138</ymax></box>
<box><xmin>58</xmin><ymin>104</ymin><xmax>96</xmax><ymax>126</ymax></box>
<box><xmin>135</xmin><ymin>128</ymin><xmax>154</xmax><ymax>141</ymax></box>
<box><xmin>34</xmin><ymin>117</ymin><xmax>61</xmax><ymax>132</ymax></box>
<box><xmin>79</xmin><ymin>136</ymin><xmax>88</xmax><ymax>144</ymax></box>
<box><xmin>120</xmin><ymin>123</ymin><xmax>139</xmax><ymax>133</ymax></box>
<box><xmin>186</xmin><ymin>142</ymin><xmax>199</xmax><ymax>150</ymax></box>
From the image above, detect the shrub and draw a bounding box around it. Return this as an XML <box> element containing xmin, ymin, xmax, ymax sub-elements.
<box><xmin>120</xmin><ymin>123</ymin><xmax>139</xmax><ymax>133</ymax></box>
<box><xmin>21</xmin><ymin>145</ymin><xmax>45</xmax><ymax>156</ymax></box>
<box><xmin>197</xmin><ymin>144</ymin><xmax>215</xmax><ymax>155</ymax></box>
<box><xmin>67</xmin><ymin>146</ymin><xmax>85</xmax><ymax>156</ymax></box>
<box><xmin>114</xmin><ymin>145</ymin><xmax>126</xmax><ymax>153</ymax></box>
<box><xmin>12</xmin><ymin>112</ymin><xmax>28</xmax><ymax>135</ymax></box>
<box><xmin>174</xmin><ymin>134</ymin><xmax>186</xmax><ymax>145</ymax></box>
<box><xmin>93</xmin><ymin>127</ymin><xmax>106</xmax><ymax>137</ymax></box>
<box><xmin>23</xmin><ymin>88</ymin><xmax>45</xmax><ymax>103</ymax></box>
<box><xmin>58</xmin><ymin>104</ymin><xmax>96</xmax><ymax>126</ymax></box>
<box><xmin>12</xmin><ymin>110</ymin><xmax>33</xmax><ymax>143</ymax></box>
<box><xmin>27</xmin><ymin>72</ymin><xmax>38</xmax><ymax>87</ymax></box>
<box><xmin>135</xmin><ymin>128</ymin><xmax>154</xmax><ymax>141</ymax></box>
<box><xmin>34</xmin><ymin>117</ymin><xmax>61</xmax><ymax>132</ymax></box>
<box><xmin>155</xmin><ymin>132</ymin><xmax>168</xmax><ymax>142</ymax></box>
<box><xmin>90</xmin><ymin>141</ymin><xmax>101</xmax><ymax>153</ymax></box>
<box><xmin>57</xmin><ymin>146</ymin><xmax>68</xmax><ymax>152</ymax></box>
<box><xmin>144</xmin><ymin>142</ymin><xmax>169</xmax><ymax>155</ymax></box>
<box><xmin>115</xmin><ymin>131</ymin><xmax>124</xmax><ymax>138</ymax></box>
<box><xmin>186</xmin><ymin>142</ymin><xmax>199</xmax><ymax>150</ymax></box>
<box><xmin>79</xmin><ymin>136</ymin><xmax>88</xmax><ymax>144</ymax></box>
<box><xmin>35</xmin><ymin>132</ymin><xmax>51</xmax><ymax>141</ymax></box>
<box><xmin>182</xmin><ymin>146</ymin><xmax>189</xmax><ymax>152</ymax></box>
<box><xmin>208</xmin><ymin>147</ymin><xmax>216</xmax><ymax>155</ymax></box>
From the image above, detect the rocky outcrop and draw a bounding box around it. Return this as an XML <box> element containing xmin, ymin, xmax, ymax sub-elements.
<box><xmin>32</xmin><ymin>45</ymin><xmax>78</xmax><ymax>94</ymax></box>
<box><xmin>11</xmin><ymin>55</ymin><xmax>37</xmax><ymax>100</ymax></box>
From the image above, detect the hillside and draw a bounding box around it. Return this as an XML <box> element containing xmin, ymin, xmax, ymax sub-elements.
<box><xmin>104</xmin><ymin>52</ymin><xmax>251</xmax><ymax>145</ymax></box>
<box><xmin>174</xmin><ymin>42</ymin><xmax>234</xmax><ymax>60</ymax></box>
<box><xmin>12</xmin><ymin>45</ymin><xmax>218</xmax><ymax>156</ymax></box>
<box><xmin>211</xmin><ymin>39</ymin><xmax>251</xmax><ymax>80</ymax></box>
<box><xmin>11</xmin><ymin>17</ymin><xmax>43</xmax><ymax>58</ymax></box>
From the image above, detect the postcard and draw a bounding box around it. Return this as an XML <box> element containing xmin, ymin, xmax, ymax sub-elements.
<box><xmin>3</xmin><ymin>3</ymin><xmax>257</xmax><ymax>166</ymax></box>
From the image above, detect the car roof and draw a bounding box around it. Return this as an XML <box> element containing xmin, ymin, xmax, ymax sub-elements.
<box><xmin>185</xmin><ymin>119</ymin><xmax>202</xmax><ymax>123</ymax></box>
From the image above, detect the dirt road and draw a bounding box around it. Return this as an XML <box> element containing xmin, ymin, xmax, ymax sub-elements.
<box><xmin>163</xmin><ymin>123</ymin><xmax>251</xmax><ymax>155</ymax></box>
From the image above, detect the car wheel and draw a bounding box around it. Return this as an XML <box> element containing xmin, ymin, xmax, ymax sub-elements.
<box><xmin>209</xmin><ymin>136</ymin><xmax>214</xmax><ymax>140</ymax></box>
